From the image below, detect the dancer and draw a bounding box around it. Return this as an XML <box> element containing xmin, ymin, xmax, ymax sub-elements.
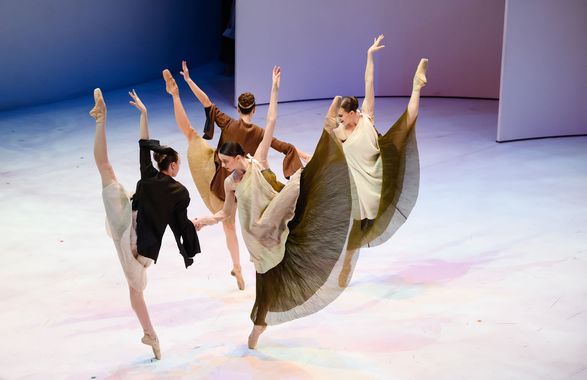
<box><xmin>196</xmin><ymin>67</ymin><xmax>354</xmax><ymax>349</ymax></box>
<box><xmin>90</xmin><ymin>88</ymin><xmax>200</xmax><ymax>360</ymax></box>
<box><xmin>327</xmin><ymin>35</ymin><xmax>428</xmax><ymax>285</ymax></box>
<box><xmin>162</xmin><ymin>61</ymin><xmax>309</xmax><ymax>290</ymax></box>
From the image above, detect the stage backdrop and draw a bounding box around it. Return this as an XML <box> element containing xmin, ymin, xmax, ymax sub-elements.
<box><xmin>497</xmin><ymin>0</ymin><xmax>587</xmax><ymax>141</ymax></box>
<box><xmin>235</xmin><ymin>0</ymin><xmax>505</xmax><ymax>105</ymax></box>
<box><xmin>0</xmin><ymin>0</ymin><xmax>221</xmax><ymax>110</ymax></box>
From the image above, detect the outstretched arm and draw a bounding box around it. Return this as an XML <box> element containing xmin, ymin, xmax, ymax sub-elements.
<box><xmin>180</xmin><ymin>60</ymin><xmax>212</xmax><ymax>108</ymax></box>
<box><xmin>163</xmin><ymin>69</ymin><xmax>196</xmax><ymax>139</ymax></box>
<box><xmin>362</xmin><ymin>34</ymin><xmax>385</xmax><ymax>119</ymax></box>
<box><xmin>194</xmin><ymin>177</ymin><xmax>237</xmax><ymax>230</ymax></box>
<box><xmin>129</xmin><ymin>89</ymin><xmax>149</xmax><ymax>140</ymax></box>
<box><xmin>254</xmin><ymin>66</ymin><xmax>281</xmax><ymax>167</ymax></box>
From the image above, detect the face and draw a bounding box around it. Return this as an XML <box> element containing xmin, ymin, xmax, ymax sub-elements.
<box><xmin>218</xmin><ymin>153</ymin><xmax>239</xmax><ymax>172</ymax></box>
<box><xmin>337</xmin><ymin>108</ymin><xmax>357</xmax><ymax>127</ymax></box>
<box><xmin>168</xmin><ymin>157</ymin><xmax>180</xmax><ymax>177</ymax></box>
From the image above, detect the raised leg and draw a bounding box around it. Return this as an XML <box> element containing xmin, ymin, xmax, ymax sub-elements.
<box><xmin>406</xmin><ymin>58</ymin><xmax>428</xmax><ymax>127</ymax></box>
<box><xmin>89</xmin><ymin>88</ymin><xmax>117</xmax><ymax>188</ymax></box>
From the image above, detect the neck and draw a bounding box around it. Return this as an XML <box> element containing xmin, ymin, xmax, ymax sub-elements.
<box><xmin>240</xmin><ymin>113</ymin><xmax>253</xmax><ymax>124</ymax></box>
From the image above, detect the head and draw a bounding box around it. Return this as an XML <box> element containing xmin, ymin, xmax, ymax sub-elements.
<box><xmin>153</xmin><ymin>148</ymin><xmax>180</xmax><ymax>177</ymax></box>
<box><xmin>338</xmin><ymin>96</ymin><xmax>360</xmax><ymax>127</ymax></box>
<box><xmin>237</xmin><ymin>92</ymin><xmax>256</xmax><ymax>117</ymax></box>
<box><xmin>218</xmin><ymin>141</ymin><xmax>246</xmax><ymax>172</ymax></box>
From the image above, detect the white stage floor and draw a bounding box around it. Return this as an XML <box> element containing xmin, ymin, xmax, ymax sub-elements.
<box><xmin>1</xmin><ymin>65</ymin><xmax>585</xmax><ymax>379</ymax></box>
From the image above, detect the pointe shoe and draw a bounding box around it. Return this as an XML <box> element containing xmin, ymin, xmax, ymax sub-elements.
<box><xmin>248</xmin><ymin>325</ymin><xmax>267</xmax><ymax>349</ymax></box>
<box><xmin>231</xmin><ymin>269</ymin><xmax>245</xmax><ymax>291</ymax></box>
<box><xmin>162</xmin><ymin>69</ymin><xmax>179</xmax><ymax>96</ymax></box>
<box><xmin>141</xmin><ymin>333</ymin><xmax>161</xmax><ymax>360</ymax></box>
<box><xmin>89</xmin><ymin>88</ymin><xmax>106</xmax><ymax>122</ymax></box>
<box><xmin>413</xmin><ymin>58</ymin><xmax>428</xmax><ymax>90</ymax></box>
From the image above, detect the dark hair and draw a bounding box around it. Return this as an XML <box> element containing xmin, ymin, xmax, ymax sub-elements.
<box><xmin>153</xmin><ymin>147</ymin><xmax>179</xmax><ymax>171</ymax></box>
<box><xmin>219</xmin><ymin>141</ymin><xmax>245</xmax><ymax>157</ymax></box>
<box><xmin>237</xmin><ymin>92</ymin><xmax>256</xmax><ymax>115</ymax></box>
<box><xmin>340</xmin><ymin>96</ymin><xmax>359</xmax><ymax>113</ymax></box>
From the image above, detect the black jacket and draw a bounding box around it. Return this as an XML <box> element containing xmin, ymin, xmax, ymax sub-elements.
<box><xmin>131</xmin><ymin>139</ymin><xmax>200</xmax><ymax>267</ymax></box>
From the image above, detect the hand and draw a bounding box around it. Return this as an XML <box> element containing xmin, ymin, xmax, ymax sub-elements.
<box><xmin>128</xmin><ymin>89</ymin><xmax>147</xmax><ymax>113</ymax></box>
<box><xmin>193</xmin><ymin>217</ymin><xmax>213</xmax><ymax>231</ymax></box>
<box><xmin>180</xmin><ymin>60</ymin><xmax>190</xmax><ymax>81</ymax></box>
<box><xmin>272</xmin><ymin>66</ymin><xmax>281</xmax><ymax>89</ymax></box>
<box><xmin>296</xmin><ymin>148</ymin><xmax>312</xmax><ymax>163</ymax></box>
<box><xmin>327</xmin><ymin>96</ymin><xmax>342</xmax><ymax>119</ymax></box>
<box><xmin>368</xmin><ymin>34</ymin><xmax>385</xmax><ymax>55</ymax></box>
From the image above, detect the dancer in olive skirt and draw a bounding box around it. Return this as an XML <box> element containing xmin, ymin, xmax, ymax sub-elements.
<box><xmin>196</xmin><ymin>67</ymin><xmax>354</xmax><ymax>349</ymax></box>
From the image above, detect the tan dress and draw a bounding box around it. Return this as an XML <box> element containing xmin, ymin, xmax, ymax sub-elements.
<box><xmin>102</xmin><ymin>182</ymin><xmax>153</xmax><ymax>292</ymax></box>
<box><xmin>225</xmin><ymin>130</ymin><xmax>355</xmax><ymax>326</ymax></box>
<box><xmin>334</xmin><ymin>113</ymin><xmax>382</xmax><ymax>220</ymax></box>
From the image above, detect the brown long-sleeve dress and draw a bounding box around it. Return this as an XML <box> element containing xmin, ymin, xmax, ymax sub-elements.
<box><xmin>199</xmin><ymin>104</ymin><xmax>303</xmax><ymax>206</ymax></box>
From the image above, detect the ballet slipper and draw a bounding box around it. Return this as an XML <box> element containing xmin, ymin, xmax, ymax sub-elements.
<box><xmin>413</xmin><ymin>58</ymin><xmax>428</xmax><ymax>91</ymax></box>
<box><xmin>141</xmin><ymin>332</ymin><xmax>161</xmax><ymax>360</ymax></box>
<box><xmin>89</xmin><ymin>88</ymin><xmax>106</xmax><ymax>123</ymax></box>
<box><xmin>247</xmin><ymin>325</ymin><xmax>267</xmax><ymax>349</ymax></box>
<box><xmin>230</xmin><ymin>268</ymin><xmax>245</xmax><ymax>291</ymax></box>
<box><xmin>162</xmin><ymin>69</ymin><xmax>179</xmax><ymax>96</ymax></box>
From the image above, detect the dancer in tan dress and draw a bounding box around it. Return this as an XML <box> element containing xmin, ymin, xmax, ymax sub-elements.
<box><xmin>327</xmin><ymin>35</ymin><xmax>428</xmax><ymax>286</ymax></box>
<box><xmin>162</xmin><ymin>61</ymin><xmax>310</xmax><ymax>290</ymax></box>
<box><xmin>196</xmin><ymin>67</ymin><xmax>354</xmax><ymax>349</ymax></box>
<box><xmin>90</xmin><ymin>88</ymin><xmax>200</xmax><ymax>360</ymax></box>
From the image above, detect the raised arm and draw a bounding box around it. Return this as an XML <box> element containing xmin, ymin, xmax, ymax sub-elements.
<box><xmin>129</xmin><ymin>89</ymin><xmax>149</xmax><ymax>139</ymax></box>
<box><xmin>362</xmin><ymin>34</ymin><xmax>385</xmax><ymax>119</ymax></box>
<box><xmin>254</xmin><ymin>66</ymin><xmax>281</xmax><ymax>167</ymax></box>
<box><xmin>325</xmin><ymin>96</ymin><xmax>342</xmax><ymax>132</ymax></box>
<box><xmin>180</xmin><ymin>60</ymin><xmax>212</xmax><ymax>108</ymax></box>
<box><xmin>162</xmin><ymin>69</ymin><xmax>197</xmax><ymax>139</ymax></box>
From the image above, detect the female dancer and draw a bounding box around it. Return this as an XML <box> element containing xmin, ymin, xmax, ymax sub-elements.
<box><xmin>164</xmin><ymin>61</ymin><xmax>310</xmax><ymax>291</ymax></box>
<box><xmin>327</xmin><ymin>35</ymin><xmax>428</xmax><ymax>285</ymax></box>
<box><xmin>195</xmin><ymin>67</ymin><xmax>354</xmax><ymax>349</ymax></box>
<box><xmin>90</xmin><ymin>88</ymin><xmax>200</xmax><ymax>360</ymax></box>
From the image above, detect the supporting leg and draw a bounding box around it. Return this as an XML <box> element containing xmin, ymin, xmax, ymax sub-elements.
<box><xmin>223</xmin><ymin>221</ymin><xmax>245</xmax><ymax>290</ymax></box>
<box><xmin>129</xmin><ymin>285</ymin><xmax>161</xmax><ymax>360</ymax></box>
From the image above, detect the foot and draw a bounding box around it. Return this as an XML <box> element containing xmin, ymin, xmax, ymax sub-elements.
<box><xmin>141</xmin><ymin>332</ymin><xmax>161</xmax><ymax>360</ymax></box>
<box><xmin>248</xmin><ymin>325</ymin><xmax>267</xmax><ymax>349</ymax></box>
<box><xmin>413</xmin><ymin>58</ymin><xmax>428</xmax><ymax>91</ymax></box>
<box><xmin>89</xmin><ymin>88</ymin><xmax>106</xmax><ymax>123</ymax></box>
<box><xmin>231</xmin><ymin>268</ymin><xmax>245</xmax><ymax>291</ymax></box>
<box><xmin>162</xmin><ymin>69</ymin><xmax>179</xmax><ymax>96</ymax></box>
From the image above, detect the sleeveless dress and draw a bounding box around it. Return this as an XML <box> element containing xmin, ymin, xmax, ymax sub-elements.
<box><xmin>230</xmin><ymin>129</ymin><xmax>355</xmax><ymax>326</ymax></box>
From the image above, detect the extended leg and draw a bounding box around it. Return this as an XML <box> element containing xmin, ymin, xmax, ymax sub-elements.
<box><xmin>90</xmin><ymin>88</ymin><xmax>117</xmax><ymax>188</ymax></box>
<box><xmin>406</xmin><ymin>59</ymin><xmax>428</xmax><ymax>127</ymax></box>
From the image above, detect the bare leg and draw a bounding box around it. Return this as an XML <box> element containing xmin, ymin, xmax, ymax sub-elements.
<box><xmin>406</xmin><ymin>59</ymin><xmax>428</xmax><ymax>127</ymax></box>
<box><xmin>223</xmin><ymin>221</ymin><xmax>245</xmax><ymax>290</ymax></box>
<box><xmin>91</xmin><ymin>89</ymin><xmax>160</xmax><ymax>359</ymax></box>
<box><xmin>90</xmin><ymin>88</ymin><xmax>117</xmax><ymax>188</ymax></box>
<box><xmin>129</xmin><ymin>286</ymin><xmax>161</xmax><ymax>359</ymax></box>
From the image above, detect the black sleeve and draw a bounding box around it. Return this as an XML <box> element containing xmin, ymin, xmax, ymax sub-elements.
<box><xmin>138</xmin><ymin>139</ymin><xmax>160</xmax><ymax>179</ymax></box>
<box><xmin>170</xmin><ymin>189</ymin><xmax>201</xmax><ymax>268</ymax></box>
